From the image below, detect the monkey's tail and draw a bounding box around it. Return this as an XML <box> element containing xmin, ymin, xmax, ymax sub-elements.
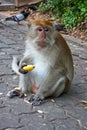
<box><xmin>12</xmin><ymin>56</ymin><xmax>20</xmax><ymax>75</ymax></box>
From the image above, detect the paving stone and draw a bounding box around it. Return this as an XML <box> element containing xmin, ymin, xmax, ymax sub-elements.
<box><xmin>0</xmin><ymin>114</ymin><xmax>22</xmax><ymax>130</ymax></box>
<box><xmin>56</xmin><ymin>118</ymin><xmax>86</xmax><ymax>130</ymax></box>
<box><xmin>66</xmin><ymin>108</ymin><xmax>87</xmax><ymax>128</ymax></box>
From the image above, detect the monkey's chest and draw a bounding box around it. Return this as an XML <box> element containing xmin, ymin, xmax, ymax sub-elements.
<box><xmin>32</xmin><ymin>60</ymin><xmax>49</xmax><ymax>86</ymax></box>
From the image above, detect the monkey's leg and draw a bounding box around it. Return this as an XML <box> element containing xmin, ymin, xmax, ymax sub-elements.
<box><xmin>51</xmin><ymin>76</ymin><xmax>69</xmax><ymax>97</ymax></box>
<box><xmin>19</xmin><ymin>73</ymin><xmax>29</xmax><ymax>92</ymax></box>
<box><xmin>29</xmin><ymin>76</ymin><xmax>67</xmax><ymax>105</ymax></box>
<box><xmin>29</xmin><ymin>69</ymin><xmax>68</xmax><ymax>105</ymax></box>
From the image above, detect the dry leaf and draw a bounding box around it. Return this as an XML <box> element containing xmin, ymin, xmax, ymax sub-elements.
<box><xmin>0</xmin><ymin>93</ymin><xmax>3</xmax><ymax>96</ymax></box>
<box><xmin>14</xmin><ymin>87</ymin><xmax>21</xmax><ymax>91</ymax></box>
<box><xmin>51</xmin><ymin>99</ymin><xmax>55</xmax><ymax>103</ymax></box>
<box><xmin>37</xmin><ymin>110</ymin><xmax>44</xmax><ymax>114</ymax></box>
<box><xmin>81</xmin><ymin>100</ymin><xmax>87</xmax><ymax>105</ymax></box>
<box><xmin>24</xmin><ymin>93</ymin><xmax>27</xmax><ymax>97</ymax></box>
<box><xmin>84</xmin><ymin>107</ymin><xmax>87</xmax><ymax>110</ymax></box>
<box><xmin>24</xmin><ymin>99</ymin><xmax>31</xmax><ymax>104</ymax></box>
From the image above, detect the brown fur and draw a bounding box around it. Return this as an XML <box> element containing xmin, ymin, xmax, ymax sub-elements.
<box><xmin>30</xmin><ymin>19</ymin><xmax>53</xmax><ymax>27</ymax></box>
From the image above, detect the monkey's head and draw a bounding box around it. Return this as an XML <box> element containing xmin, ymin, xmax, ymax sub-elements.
<box><xmin>27</xmin><ymin>19</ymin><xmax>56</xmax><ymax>48</ymax></box>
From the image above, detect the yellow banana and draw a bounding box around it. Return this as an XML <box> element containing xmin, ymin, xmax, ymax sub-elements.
<box><xmin>23</xmin><ymin>65</ymin><xmax>35</xmax><ymax>71</ymax></box>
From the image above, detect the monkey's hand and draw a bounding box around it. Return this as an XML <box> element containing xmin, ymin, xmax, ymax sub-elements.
<box><xmin>19</xmin><ymin>63</ymin><xmax>29</xmax><ymax>74</ymax></box>
<box><xmin>29</xmin><ymin>94</ymin><xmax>43</xmax><ymax>106</ymax></box>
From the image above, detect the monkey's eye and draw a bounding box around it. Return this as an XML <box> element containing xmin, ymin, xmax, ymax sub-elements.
<box><xmin>38</xmin><ymin>28</ymin><xmax>43</xmax><ymax>32</ymax></box>
<box><xmin>44</xmin><ymin>28</ymin><xmax>49</xmax><ymax>32</ymax></box>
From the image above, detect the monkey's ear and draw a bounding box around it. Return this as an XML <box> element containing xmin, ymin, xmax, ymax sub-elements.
<box><xmin>53</xmin><ymin>21</ymin><xmax>66</xmax><ymax>32</ymax></box>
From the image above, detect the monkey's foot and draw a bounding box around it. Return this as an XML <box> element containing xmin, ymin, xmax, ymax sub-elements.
<box><xmin>7</xmin><ymin>87</ymin><xmax>27</xmax><ymax>98</ymax></box>
<box><xmin>7</xmin><ymin>89</ymin><xmax>20</xmax><ymax>98</ymax></box>
<box><xmin>29</xmin><ymin>95</ymin><xmax>43</xmax><ymax>106</ymax></box>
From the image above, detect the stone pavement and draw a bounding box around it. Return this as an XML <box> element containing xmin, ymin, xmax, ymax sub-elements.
<box><xmin>0</xmin><ymin>14</ymin><xmax>87</xmax><ymax>130</ymax></box>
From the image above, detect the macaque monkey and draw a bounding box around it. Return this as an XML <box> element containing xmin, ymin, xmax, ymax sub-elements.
<box><xmin>7</xmin><ymin>19</ymin><xmax>74</xmax><ymax>105</ymax></box>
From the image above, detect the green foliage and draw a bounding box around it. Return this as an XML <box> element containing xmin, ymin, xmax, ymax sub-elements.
<box><xmin>38</xmin><ymin>0</ymin><xmax>87</xmax><ymax>28</ymax></box>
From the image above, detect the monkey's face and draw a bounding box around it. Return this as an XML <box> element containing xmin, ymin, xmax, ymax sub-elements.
<box><xmin>35</xmin><ymin>26</ymin><xmax>51</xmax><ymax>47</ymax></box>
<box><xmin>28</xmin><ymin>24</ymin><xmax>55</xmax><ymax>48</ymax></box>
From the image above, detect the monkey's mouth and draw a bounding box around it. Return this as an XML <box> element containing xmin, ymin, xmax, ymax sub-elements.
<box><xmin>36</xmin><ymin>39</ymin><xmax>50</xmax><ymax>48</ymax></box>
<box><xmin>37</xmin><ymin>41</ymin><xmax>47</xmax><ymax>48</ymax></box>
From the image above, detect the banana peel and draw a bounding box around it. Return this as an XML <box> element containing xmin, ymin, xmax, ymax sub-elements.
<box><xmin>23</xmin><ymin>65</ymin><xmax>35</xmax><ymax>71</ymax></box>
